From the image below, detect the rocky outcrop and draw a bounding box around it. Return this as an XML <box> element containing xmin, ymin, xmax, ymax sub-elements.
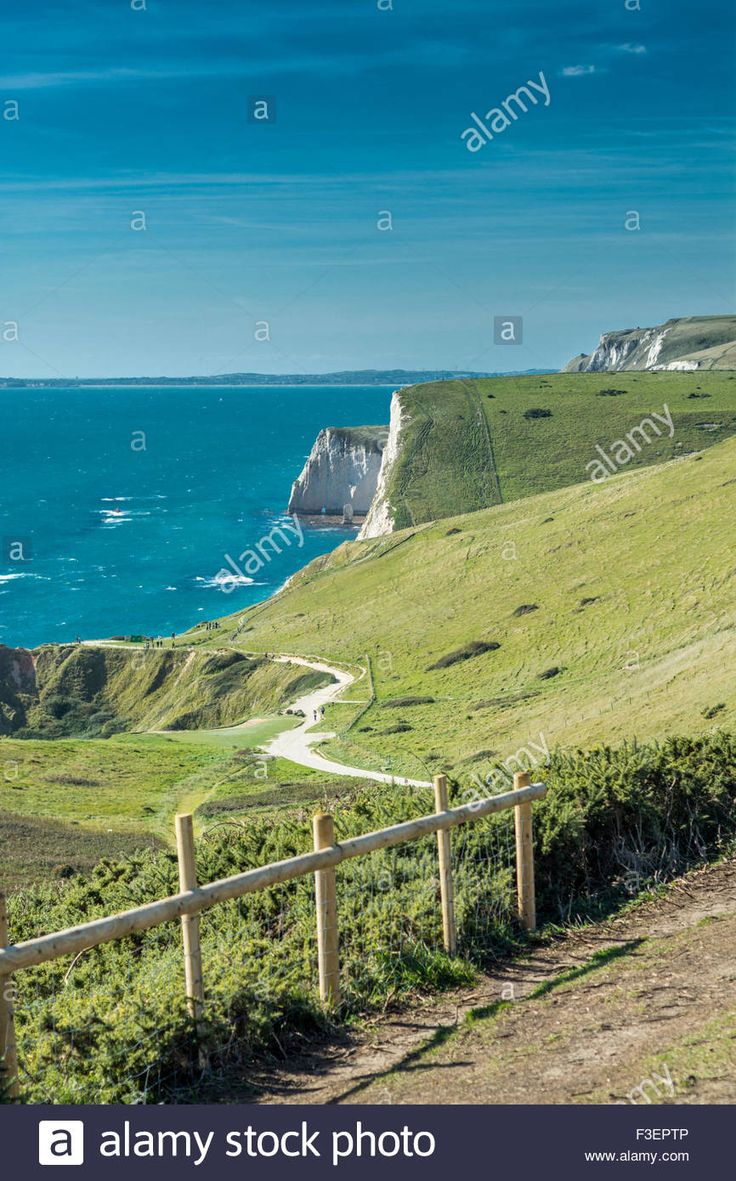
<box><xmin>287</xmin><ymin>426</ymin><xmax>388</xmax><ymax>521</ymax></box>
<box><xmin>563</xmin><ymin>316</ymin><xmax>736</xmax><ymax>373</ymax></box>
<box><xmin>0</xmin><ymin>644</ymin><xmax>37</xmax><ymax>733</ymax></box>
<box><xmin>358</xmin><ymin>392</ymin><xmax>405</xmax><ymax>539</ymax></box>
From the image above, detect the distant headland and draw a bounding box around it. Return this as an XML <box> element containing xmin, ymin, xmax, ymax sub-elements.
<box><xmin>0</xmin><ymin>368</ymin><xmax>551</xmax><ymax>389</ymax></box>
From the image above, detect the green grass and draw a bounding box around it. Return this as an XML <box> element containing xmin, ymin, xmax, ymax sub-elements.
<box><xmin>0</xmin><ymin>811</ymin><xmax>164</xmax><ymax>893</ymax></box>
<box><xmin>379</xmin><ymin>370</ymin><xmax>736</xmax><ymax>529</ymax></box>
<box><xmin>206</xmin><ymin>434</ymin><xmax>736</xmax><ymax>782</ymax></box>
<box><xmin>0</xmin><ymin>733</ymin><xmax>228</xmax><ymax>832</ymax></box>
<box><xmin>0</xmin><ymin>727</ymin><xmax>374</xmax><ymax>888</ymax></box>
<box><xmin>158</xmin><ymin>714</ymin><xmax>297</xmax><ymax>749</ymax></box>
<box><xmin>329</xmin><ymin>425</ymin><xmax>387</xmax><ymax>450</ymax></box>
<box><xmin>0</xmin><ymin>730</ymin><xmax>315</xmax><ymax>887</ymax></box>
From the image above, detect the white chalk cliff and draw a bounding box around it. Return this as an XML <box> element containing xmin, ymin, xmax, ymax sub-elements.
<box><xmin>563</xmin><ymin>316</ymin><xmax>736</xmax><ymax>373</ymax></box>
<box><xmin>287</xmin><ymin>426</ymin><xmax>388</xmax><ymax>520</ymax></box>
<box><xmin>358</xmin><ymin>391</ymin><xmax>405</xmax><ymax>539</ymax></box>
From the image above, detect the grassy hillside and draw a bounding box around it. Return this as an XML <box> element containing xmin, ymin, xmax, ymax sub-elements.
<box><xmin>0</xmin><ymin>728</ymin><xmax>369</xmax><ymax>889</ymax></box>
<box><xmin>379</xmin><ymin>370</ymin><xmax>736</xmax><ymax>529</ymax></box>
<box><xmin>1</xmin><ymin>644</ymin><xmax>332</xmax><ymax>738</ymax></box>
<box><xmin>206</xmin><ymin>435</ymin><xmax>736</xmax><ymax>783</ymax></box>
<box><xmin>0</xmin><ymin>647</ymin><xmax>334</xmax><ymax>886</ymax></box>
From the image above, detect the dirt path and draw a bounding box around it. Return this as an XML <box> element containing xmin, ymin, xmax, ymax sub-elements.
<box><xmin>263</xmin><ymin>655</ymin><xmax>431</xmax><ymax>787</ymax></box>
<box><xmin>83</xmin><ymin>642</ymin><xmax>430</xmax><ymax>787</ymax></box>
<box><xmin>246</xmin><ymin>857</ymin><xmax>736</xmax><ymax>1105</ymax></box>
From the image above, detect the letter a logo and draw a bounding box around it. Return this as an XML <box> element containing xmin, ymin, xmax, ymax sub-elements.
<box><xmin>38</xmin><ymin>1121</ymin><xmax>85</xmax><ymax>1166</ymax></box>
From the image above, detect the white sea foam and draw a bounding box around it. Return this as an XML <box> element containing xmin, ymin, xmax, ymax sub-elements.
<box><xmin>0</xmin><ymin>572</ymin><xmax>47</xmax><ymax>583</ymax></box>
<box><xmin>195</xmin><ymin>573</ymin><xmax>256</xmax><ymax>589</ymax></box>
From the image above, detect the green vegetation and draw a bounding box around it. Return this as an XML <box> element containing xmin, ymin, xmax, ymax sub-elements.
<box><xmin>378</xmin><ymin>370</ymin><xmax>736</xmax><ymax>528</ymax></box>
<box><xmin>0</xmin><ymin>644</ymin><xmax>332</xmax><ymax>738</ymax></box>
<box><xmin>0</xmin><ymin>812</ymin><xmax>164</xmax><ymax>897</ymax></box>
<box><xmin>0</xmin><ymin>645</ymin><xmax>335</xmax><ymax>886</ymax></box>
<box><xmin>428</xmin><ymin>640</ymin><xmax>501</xmax><ymax>671</ymax></box>
<box><xmin>0</xmin><ymin>732</ymin><xmax>375</xmax><ymax>890</ymax></box>
<box><xmin>0</xmin><ymin>735</ymin><xmax>236</xmax><ymax>888</ymax></box>
<box><xmin>9</xmin><ymin>732</ymin><xmax>735</xmax><ymax>1103</ymax></box>
<box><xmin>206</xmin><ymin>435</ymin><xmax>736</xmax><ymax>781</ymax></box>
<box><xmin>330</xmin><ymin>425</ymin><xmax>387</xmax><ymax>451</ymax></box>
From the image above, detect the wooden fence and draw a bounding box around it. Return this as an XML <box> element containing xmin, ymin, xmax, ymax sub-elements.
<box><xmin>0</xmin><ymin>770</ymin><xmax>546</xmax><ymax>1100</ymax></box>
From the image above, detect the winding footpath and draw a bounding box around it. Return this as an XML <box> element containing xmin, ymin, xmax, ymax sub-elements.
<box><xmin>83</xmin><ymin>641</ymin><xmax>430</xmax><ymax>787</ymax></box>
<box><xmin>263</xmin><ymin>655</ymin><xmax>431</xmax><ymax>788</ymax></box>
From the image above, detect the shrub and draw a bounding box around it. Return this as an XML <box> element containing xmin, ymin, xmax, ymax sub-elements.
<box><xmin>523</xmin><ymin>408</ymin><xmax>552</xmax><ymax>419</ymax></box>
<box><xmin>382</xmin><ymin>695</ymin><xmax>435</xmax><ymax>708</ymax></box>
<box><xmin>513</xmin><ymin>604</ymin><xmax>538</xmax><ymax>617</ymax></box>
<box><xmin>533</xmin><ymin>733</ymin><xmax>736</xmax><ymax>913</ymax></box>
<box><xmin>428</xmin><ymin>641</ymin><xmax>500</xmax><ymax>670</ymax></box>
<box><xmin>703</xmin><ymin>704</ymin><xmax>726</xmax><ymax>719</ymax></box>
<box><xmin>9</xmin><ymin>732</ymin><xmax>736</xmax><ymax>1104</ymax></box>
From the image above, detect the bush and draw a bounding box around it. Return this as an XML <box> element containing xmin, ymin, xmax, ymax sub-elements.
<box><xmin>382</xmin><ymin>696</ymin><xmax>435</xmax><ymax>708</ymax></box>
<box><xmin>523</xmin><ymin>408</ymin><xmax>552</xmax><ymax>419</ymax></box>
<box><xmin>539</xmin><ymin>666</ymin><xmax>565</xmax><ymax>680</ymax></box>
<box><xmin>428</xmin><ymin>640</ymin><xmax>500</xmax><ymax>670</ymax></box>
<box><xmin>533</xmin><ymin>734</ymin><xmax>736</xmax><ymax>913</ymax></box>
<box><xmin>513</xmin><ymin>604</ymin><xmax>538</xmax><ymax>617</ymax></box>
<box><xmin>9</xmin><ymin>732</ymin><xmax>736</xmax><ymax>1104</ymax></box>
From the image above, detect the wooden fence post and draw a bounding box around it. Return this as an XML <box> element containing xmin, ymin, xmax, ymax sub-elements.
<box><xmin>434</xmin><ymin>775</ymin><xmax>457</xmax><ymax>954</ymax></box>
<box><xmin>513</xmin><ymin>771</ymin><xmax>537</xmax><ymax>931</ymax></box>
<box><xmin>175</xmin><ymin>814</ymin><xmax>205</xmax><ymax>1032</ymax></box>
<box><xmin>313</xmin><ymin>813</ymin><xmax>340</xmax><ymax>1007</ymax></box>
<box><xmin>0</xmin><ymin>894</ymin><xmax>20</xmax><ymax>1101</ymax></box>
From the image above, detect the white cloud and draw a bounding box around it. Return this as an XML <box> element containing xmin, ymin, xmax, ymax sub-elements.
<box><xmin>617</xmin><ymin>43</ymin><xmax>647</xmax><ymax>55</ymax></box>
<box><xmin>561</xmin><ymin>65</ymin><xmax>598</xmax><ymax>77</ymax></box>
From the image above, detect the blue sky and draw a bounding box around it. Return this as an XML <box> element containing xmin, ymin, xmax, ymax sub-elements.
<box><xmin>1</xmin><ymin>0</ymin><xmax>734</xmax><ymax>377</ymax></box>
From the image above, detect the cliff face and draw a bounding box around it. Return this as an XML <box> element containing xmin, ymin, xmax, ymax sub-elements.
<box><xmin>358</xmin><ymin>392</ymin><xmax>405</xmax><ymax>538</ymax></box>
<box><xmin>563</xmin><ymin>326</ymin><xmax>674</xmax><ymax>372</ymax></box>
<box><xmin>563</xmin><ymin>316</ymin><xmax>736</xmax><ymax>373</ymax></box>
<box><xmin>0</xmin><ymin>645</ymin><xmax>37</xmax><ymax>733</ymax></box>
<box><xmin>287</xmin><ymin>426</ymin><xmax>388</xmax><ymax>520</ymax></box>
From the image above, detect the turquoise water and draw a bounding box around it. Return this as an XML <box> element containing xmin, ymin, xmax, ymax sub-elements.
<box><xmin>0</xmin><ymin>386</ymin><xmax>393</xmax><ymax>648</ymax></box>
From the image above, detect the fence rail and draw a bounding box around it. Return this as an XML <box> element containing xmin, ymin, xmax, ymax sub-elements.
<box><xmin>0</xmin><ymin>771</ymin><xmax>546</xmax><ymax>1100</ymax></box>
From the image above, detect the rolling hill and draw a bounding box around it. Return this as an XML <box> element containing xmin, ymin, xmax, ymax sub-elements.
<box><xmin>208</xmin><ymin>433</ymin><xmax>736</xmax><ymax>783</ymax></box>
<box><xmin>352</xmin><ymin>370</ymin><xmax>736</xmax><ymax>535</ymax></box>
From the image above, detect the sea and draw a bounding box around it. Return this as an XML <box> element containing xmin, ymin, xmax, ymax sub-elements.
<box><xmin>0</xmin><ymin>385</ymin><xmax>394</xmax><ymax>649</ymax></box>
